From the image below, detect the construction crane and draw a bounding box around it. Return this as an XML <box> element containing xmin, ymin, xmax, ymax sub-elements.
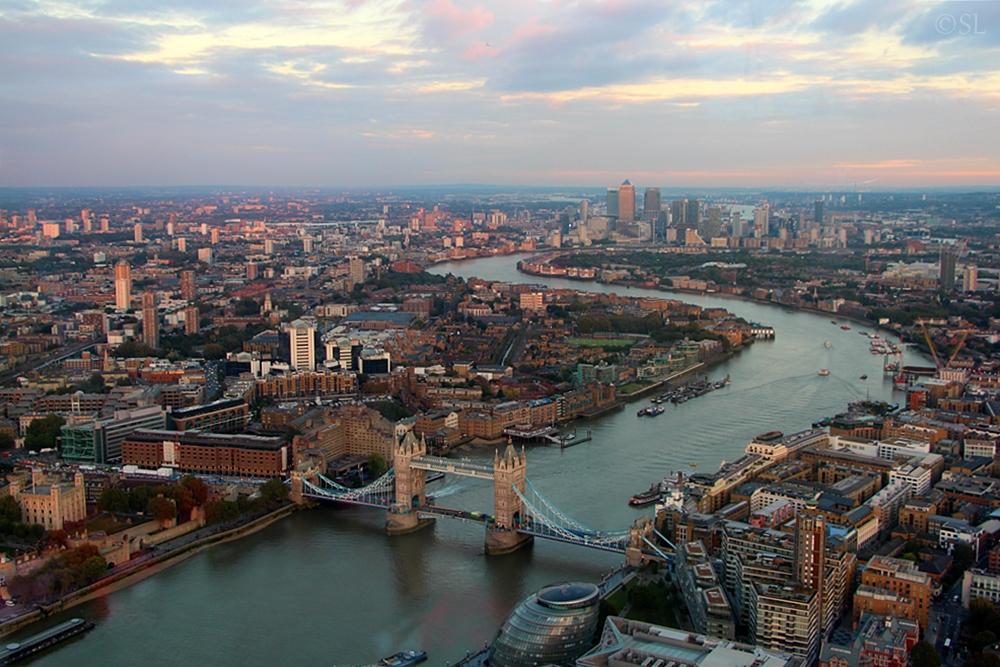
<box><xmin>917</xmin><ymin>318</ymin><xmax>969</xmax><ymax>372</ymax></box>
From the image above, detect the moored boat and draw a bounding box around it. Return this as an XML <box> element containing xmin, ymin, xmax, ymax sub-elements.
<box><xmin>379</xmin><ymin>651</ymin><xmax>428</xmax><ymax>667</ymax></box>
<box><xmin>818</xmin><ymin>369</ymin><xmax>829</xmax><ymax>376</ymax></box>
<box><xmin>629</xmin><ymin>485</ymin><xmax>662</xmax><ymax>506</ymax></box>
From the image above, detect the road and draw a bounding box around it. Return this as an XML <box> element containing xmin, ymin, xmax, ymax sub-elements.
<box><xmin>928</xmin><ymin>578</ymin><xmax>969</xmax><ymax>666</ymax></box>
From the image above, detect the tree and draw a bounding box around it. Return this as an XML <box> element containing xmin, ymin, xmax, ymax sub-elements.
<box><xmin>97</xmin><ymin>488</ymin><xmax>130</xmax><ymax>516</ymax></box>
<box><xmin>84</xmin><ymin>373</ymin><xmax>106</xmax><ymax>393</ymax></box>
<box><xmin>367</xmin><ymin>453</ymin><xmax>388</xmax><ymax>478</ymax></box>
<box><xmin>147</xmin><ymin>496</ymin><xmax>177</xmax><ymax>523</ymax></box>
<box><xmin>77</xmin><ymin>555</ymin><xmax>108</xmax><ymax>583</ymax></box>
<box><xmin>206</xmin><ymin>499</ymin><xmax>241</xmax><ymax>524</ymax></box>
<box><xmin>974</xmin><ymin>631</ymin><xmax>998</xmax><ymax>654</ymax></box>
<box><xmin>259</xmin><ymin>478</ymin><xmax>289</xmax><ymax>507</ymax></box>
<box><xmin>0</xmin><ymin>432</ymin><xmax>14</xmax><ymax>450</ymax></box>
<box><xmin>181</xmin><ymin>476</ymin><xmax>209</xmax><ymax>506</ymax></box>
<box><xmin>911</xmin><ymin>641</ymin><xmax>941</xmax><ymax>667</ymax></box>
<box><xmin>971</xmin><ymin>598</ymin><xmax>1000</xmax><ymax>633</ymax></box>
<box><xmin>0</xmin><ymin>495</ymin><xmax>20</xmax><ymax>523</ymax></box>
<box><xmin>24</xmin><ymin>414</ymin><xmax>66</xmax><ymax>451</ymax></box>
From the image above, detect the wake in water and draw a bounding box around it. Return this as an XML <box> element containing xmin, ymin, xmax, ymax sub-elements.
<box><xmin>429</xmin><ymin>483</ymin><xmax>466</xmax><ymax>499</ymax></box>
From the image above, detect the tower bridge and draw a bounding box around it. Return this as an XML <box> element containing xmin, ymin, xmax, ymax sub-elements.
<box><xmin>290</xmin><ymin>432</ymin><xmax>669</xmax><ymax>562</ymax></box>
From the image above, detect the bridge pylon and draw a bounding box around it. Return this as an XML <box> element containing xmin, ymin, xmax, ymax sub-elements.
<box><xmin>626</xmin><ymin>515</ymin><xmax>655</xmax><ymax>567</ymax></box>
<box><xmin>485</xmin><ymin>443</ymin><xmax>533</xmax><ymax>555</ymax></box>
<box><xmin>386</xmin><ymin>432</ymin><xmax>434</xmax><ymax>535</ymax></box>
<box><xmin>289</xmin><ymin>464</ymin><xmax>320</xmax><ymax>505</ymax></box>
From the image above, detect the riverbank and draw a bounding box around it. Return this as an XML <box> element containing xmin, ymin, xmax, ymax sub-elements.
<box><xmin>0</xmin><ymin>503</ymin><xmax>298</xmax><ymax>637</ymax></box>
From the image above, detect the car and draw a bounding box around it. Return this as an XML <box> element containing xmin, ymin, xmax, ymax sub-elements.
<box><xmin>4</xmin><ymin>600</ymin><xmax>14</xmax><ymax>607</ymax></box>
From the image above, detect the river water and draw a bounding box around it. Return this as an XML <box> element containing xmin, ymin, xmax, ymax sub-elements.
<box><xmin>21</xmin><ymin>255</ymin><xmax>923</xmax><ymax>667</ymax></box>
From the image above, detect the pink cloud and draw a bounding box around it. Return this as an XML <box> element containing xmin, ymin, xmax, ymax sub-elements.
<box><xmin>422</xmin><ymin>0</ymin><xmax>494</xmax><ymax>41</ymax></box>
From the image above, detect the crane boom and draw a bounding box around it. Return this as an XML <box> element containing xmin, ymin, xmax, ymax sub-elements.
<box><xmin>918</xmin><ymin>319</ymin><xmax>943</xmax><ymax>370</ymax></box>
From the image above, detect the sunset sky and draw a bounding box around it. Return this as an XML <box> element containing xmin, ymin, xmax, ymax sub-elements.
<box><xmin>2</xmin><ymin>0</ymin><xmax>999</xmax><ymax>188</ymax></box>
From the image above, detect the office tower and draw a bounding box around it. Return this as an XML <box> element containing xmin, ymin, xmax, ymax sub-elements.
<box><xmin>348</xmin><ymin>257</ymin><xmax>365</xmax><ymax>287</ymax></box>
<box><xmin>579</xmin><ymin>199</ymin><xmax>588</xmax><ymax>225</ymax></box>
<box><xmin>642</xmin><ymin>187</ymin><xmax>661</xmax><ymax>221</ymax></box>
<box><xmin>184</xmin><ymin>306</ymin><xmax>199</xmax><ymax>335</ymax></box>
<box><xmin>685</xmin><ymin>199</ymin><xmax>700</xmax><ymax>231</ymax></box>
<box><xmin>114</xmin><ymin>261</ymin><xmax>131</xmax><ymax>310</ymax></box>
<box><xmin>180</xmin><ymin>270</ymin><xmax>196</xmax><ymax>301</ymax></box>
<box><xmin>964</xmin><ymin>265</ymin><xmax>978</xmax><ymax>292</ymax></box>
<box><xmin>815</xmin><ymin>200</ymin><xmax>824</xmax><ymax>224</ymax></box>
<box><xmin>177</xmin><ymin>237</ymin><xmax>187</xmax><ymax>252</ymax></box>
<box><xmin>940</xmin><ymin>246</ymin><xmax>958</xmax><ymax>290</ymax></box>
<box><xmin>606</xmin><ymin>188</ymin><xmax>619</xmax><ymax>219</ymax></box>
<box><xmin>303</xmin><ymin>236</ymin><xmax>313</xmax><ymax>253</ymax></box>
<box><xmin>559</xmin><ymin>213</ymin><xmax>571</xmax><ymax>235</ymax></box>
<box><xmin>27</xmin><ymin>209</ymin><xmax>36</xmax><ymax>226</ymax></box>
<box><xmin>134</xmin><ymin>223</ymin><xmax>143</xmax><ymax>243</ymax></box>
<box><xmin>100</xmin><ymin>217</ymin><xmax>109</xmax><ymax>232</ymax></box>
<box><xmin>246</xmin><ymin>262</ymin><xmax>258</xmax><ymax>281</ymax></box>
<box><xmin>704</xmin><ymin>206</ymin><xmax>723</xmax><ymax>239</ymax></box>
<box><xmin>169</xmin><ymin>212</ymin><xmax>177</xmax><ymax>230</ymax></box>
<box><xmin>198</xmin><ymin>247</ymin><xmax>212</xmax><ymax>265</ymax></box>
<box><xmin>671</xmin><ymin>200</ymin><xmax>686</xmax><ymax>228</ymax></box>
<box><xmin>210</xmin><ymin>228</ymin><xmax>220</xmax><ymax>244</ymax></box>
<box><xmin>618</xmin><ymin>180</ymin><xmax>635</xmax><ymax>223</ymax></box>
<box><xmin>142</xmin><ymin>291</ymin><xmax>159</xmax><ymax>349</ymax></box>
<box><xmin>285</xmin><ymin>319</ymin><xmax>317</xmax><ymax>371</ymax></box>
<box><xmin>754</xmin><ymin>206</ymin><xmax>770</xmax><ymax>238</ymax></box>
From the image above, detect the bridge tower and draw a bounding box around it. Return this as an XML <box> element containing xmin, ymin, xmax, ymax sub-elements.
<box><xmin>485</xmin><ymin>444</ymin><xmax>533</xmax><ymax>555</ymax></box>
<box><xmin>386</xmin><ymin>432</ymin><xmax>434</xmax><ymax>535</ymax></box>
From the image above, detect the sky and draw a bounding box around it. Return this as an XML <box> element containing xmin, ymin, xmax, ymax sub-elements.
<box><xmin>1</xmin><ymin>0</ymin><xmax>999</xmax><ymax>189</ymax></box>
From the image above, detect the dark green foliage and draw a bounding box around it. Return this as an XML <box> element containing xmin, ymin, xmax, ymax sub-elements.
<box><xmin>911</xmin><ymin>641</ymin><xmax>941</xmax><ymax>667</ymax></box>
<box><xmin>97</xmin><ymin>488</ymin><xmax>130</xmax><ymax>516</ymax></box>
<box><xmin>0</xmin><ymin>495</ymin><xmax>20</xmax><ymax>522</ymax></box>
<box><xmin>24</xmin><ymin>414</ymin><xmax>65</xmax><ymax>451</ymax></box>
<box><xmin>259</xmin><ymin>478</ymin><xmax>289</xmax><ymax>507</ymax></box>
<box><xmin>375</xmin><ymin>401</ymin><xmax>411</xmax><ymax>422</ymax></box>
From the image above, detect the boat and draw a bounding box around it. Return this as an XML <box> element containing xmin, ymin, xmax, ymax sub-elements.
<box><xmin>636</xmin><ymin>407</ymin><xmax>649</xmax><ymax>417</ymax></box>
<box><xmin>818</xmin><ymin>369</ymin><xmax>829</xmax><ymax>376</ymax></box>
<box><xmin>647</xmin><ymin>406</ymin><xmax>664</xmax><ymax>417</ymax></box>
<box><xmin>689</xmin><ymin>462</ymin><xmax>697</xmax><ymax>467</ymax></box>
<box><xmin>724</xmin><ymin>375</ymin><xmax>732</xmax><ymax>386</ymax></box>
<box><xmin>841</xmin><ymin>326</ymin><xmax>850</xmax><ymax>330</ymax></box>
<box><xmin>830</xmin><ymin>320</ymin><xmax>837</xmax><ymax>324</ymax></box>
<box><xmin>379</xmin><ymin>651</ymin><xmax>428</xmax><ymax>667</ymax></box>
<box><xmin>629</xmin><ymin>485</ymin><xmax>662</xmax><ymax>507</ymax></box>
<box><xmin>0</xmin><ymin>618</ymin><xmax>94</xmax><ymax>664</ymax></box>
<box><xmin>425</xmin><ymin>471</ymin><xmax>445</xmax><ymax>483</ymax></box>
<box><xmin>824</xmin><ymin>341</ymin><xmax>831</xmax><ymax>348</ymax></box>
<box><xmin>859</xmin><ymin>374</ymin><xmax>868</xmax><ymax>380</ymax></box>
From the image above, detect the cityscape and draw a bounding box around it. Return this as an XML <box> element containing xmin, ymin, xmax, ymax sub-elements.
<box><xmin>3</xmin><ymin>0</ymin><xmax>1000</xmax><ymax>666</ymax></box>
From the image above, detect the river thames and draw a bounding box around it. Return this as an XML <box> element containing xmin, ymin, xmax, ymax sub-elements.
<box><xmin>21</xmin><ymin>255</ymin><xmax>922</xmax><ymax>666</ymax></box>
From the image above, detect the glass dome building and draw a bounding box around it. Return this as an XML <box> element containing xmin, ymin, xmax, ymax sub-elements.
<box><xmin>488</xmin><ymin>582</ymin><xmax>601</xmax><ymax>667</ymax></box>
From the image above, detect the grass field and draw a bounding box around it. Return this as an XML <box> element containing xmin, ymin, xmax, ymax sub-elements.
<box><xmin>566</xmin><ymin>338</ymin><xmax>634</xmax><ymax>348</ymax></box>
<box><xmin>617</xmin><ymin>382</ymin><xmax>651</xmax><ymax>394</ymax></box>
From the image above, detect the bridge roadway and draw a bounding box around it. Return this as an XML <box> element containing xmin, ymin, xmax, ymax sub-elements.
<box><xmin>409</xmin><ymin>455</ymin><xmax>494</xmax><ymax>480</ymax></box>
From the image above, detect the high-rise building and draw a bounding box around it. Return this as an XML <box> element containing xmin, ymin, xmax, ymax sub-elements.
<box><xmin>184</xmin><ymin>306</ymin><xmax>199</xmax><ymax>335</ymax></box>
<box><xmin>754</xmin><ymin>205</ymin><xmax>770</xmax><ymax>238</ymax></box>
<box><xmin>285</xmin><ymin>319</ymin><xmax>317</xmax><ymax>371</ymax></box>
<box><xmin>114</xmin><ymin>261</ymin><xmax>131</xmax><ymax>310</ymax></box>
<box><xmin>177</xmin><ymin>237</ymin><xmax>187</xmax><ymax>252</ymax></box>
<box><xmin>134</xmin><ymin>223</ymin><xmax>143</xmax><ymax>243</ymax></box>
<box><xmin>671</xmin><ymin>200</ymin><xmax>687</xmax><ymax>229</ymax></box>
<box><xmin>964</xmin><ymin>265</ymin><xmax>978</xmax><ymax>292</ymax></box>
<box><xmin>142</xmin><ymin>291</ymin><xmax>159</xmax><ymax>349</ymax></box>
<box><xmin>579</xmin><ymin>199</ymin><xmax>588</xmax><ymax>225</ymax></box>
<box><xmin>940</xmin><ymin>246</ymin><xmax>958</xmax><ymax>290</ymax></box>
<box><xmin>606</xmin><ymin>189</ymin><xmax>619</xmax><ymax>219</ymax></box>
<box><xmin>348</xmin><ymin>257</ymin><xmax>365</xmax><ymax>287</ymax></box>
<box><xmin>753</xmin><ymin>583</ymin><xmax>821</xmax><ymax>664</ymax></box>
<box><xmin>180</xmin><ymin>270</ymin><xmax>196</xmax><ymax>301</ymax></box>
<box><xmin>795</xmin><ymin>512</ymin><xmax>827</xmax><ymax>630</ymax></box>
<box><xmin>853</xmin><ymin>555</ymin><xmax>932</xmax><ymax>630</ymax></box>
<box><xmin>815</xmin><ymin>200</ymin><xmax>825</xmax><ymax>224</ymax></box>
<box><xmin>618</xmin><ymin>180</ymin><xmax>635</xmax><ymax>223</ymax></box>
<box><xmin>246</xmin><ymin>262</ymin><xmax>258</xmax><ymax>281</ymax></box>
<box><xmin>198</xmin><ymin>247</ymin><xmax>213</xmax><ymax>265</ymax></box>
<box><xmin>685</xmin><ymin>199</ymin><xmax>701</xmax><ymax>231</ymax></box>
<box><xmin>643</xmin><ymin>187</ymin><xmax>661</xmax><ymax>221</ymax></box>
<box><xmin>704</xmin><ymin>206</ymin><xmax>723</xmax><ymax>239</ymax></box>
<box><xmin>210</xmin><ymin>228</ymin><xmax>220</xmax><ymax>244</ymax></box>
